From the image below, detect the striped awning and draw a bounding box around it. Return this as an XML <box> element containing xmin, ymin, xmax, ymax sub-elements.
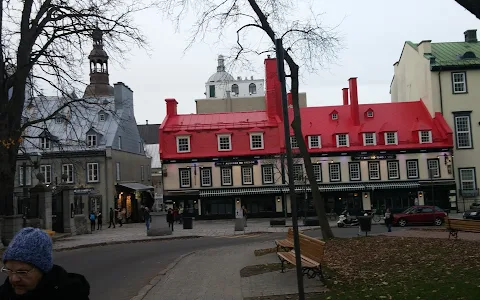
<box><xmin>200</xmin><ymin>186</ymin><xmax>283</xmax><ymax>197</ymax></box>
<box><xmin>286</xmin><ymin>184</ymin><xmax>366</xmax><ymax>193</ymax></box>
<box><xmin>365</xmin><ymin>182</ymin><xmax>420</xmax><ymax>190</ymax></box>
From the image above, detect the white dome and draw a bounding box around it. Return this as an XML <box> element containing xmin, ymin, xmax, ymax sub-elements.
<box><xmin>207</xmin><ymin>55</ymin><xmax>234</xmax><ymax>82</ymax></box>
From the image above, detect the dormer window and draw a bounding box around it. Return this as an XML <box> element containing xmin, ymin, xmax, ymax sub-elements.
<box><xmin>290</xmin><ymin>136</ymin><xmax>298</xmax><ymax>148</ymax></box>
<box><xmin>308</xmin><ymin>136</ymin><xmax>321</xmax><ymax>149</ymax></box>
<box><xmin>87</xmin><ymin>134</ymin><xmax>97</xmax><ymax>147</ymax></box>
<box><xmin>336</xmin><ymin>134</ymin><xmax>349</xmax><ymax>147</ymax></box>
<box><xmin>176</xmin><ymin>135</ymin><xmax>191</xmax><ymax>153</ymax></box>
<box><xmin>366</xmin><ymin>110</ymin><xmax>374</xmax><ymax>118</ymax></box>
<box><xmin>40</xmin><ymin>137</ymin><xmax>50</xmax><ymax>149</ymax></box>
<box><xmin>249</xmin><ymin>132</ymin><xmax>264</xmax><ymax>150</ymax></box>
<box><xmin>419</xmin><ymin>130</ymin><xmax>432</xmax><ymax>144</ymax></box>
<box><xmin>363</xmin><ymin>132</ymin><xmax>376</xmax><ymax>146</ymax></box>
<box><xmin>385</xmin><ymin>132</ymin><xmax>398</xmax><ymax>145</ymax></box>
<box><xmin>249</xmin><ymin>83</ymin><xmax>257</xmax><ymax>94</ymax></box>
<box><xmin>99</xmin><ymin>113</ymin><xmax>106</xmax><ymax>121</ymax></box>
<box><xmin>217</xmin><ymin>134</ymin><xmax>232</xmax><ymax>151</ymax></box>
<box><xmin>331</xmin><ymin>113</ymin><xmax>338</xmax><ymax>120</ymax></box>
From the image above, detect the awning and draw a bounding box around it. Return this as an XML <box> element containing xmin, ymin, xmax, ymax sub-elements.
<box><xmin>365</xmin><ymin>182</ymin><xmax>420</xmax><ymax>190</ymax></box>
<box><xmin>285</xmin><ymin>184</ymin><xmax>366</xmax><ymax>193</ymax></box>
<box><xmin>200</xmin><ymin>186</ymin><xmax>283</xmax><ymax>197</ymax></box>
<box><xmin>117</xmin><ymin>182</ymin><xmax>154</xmax><ymax>191</ymax></box>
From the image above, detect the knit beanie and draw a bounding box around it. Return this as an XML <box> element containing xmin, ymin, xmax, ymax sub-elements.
<box><xmin>3</xmin><ymin>227</ymin><xmax>53</xmax><ymax>273</ymax></box>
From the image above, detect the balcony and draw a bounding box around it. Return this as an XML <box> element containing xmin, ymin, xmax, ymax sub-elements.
<box><xmin>460</xmin><ymin>188</ymin><xmax>479</xmax><ymax>198</ymax></box>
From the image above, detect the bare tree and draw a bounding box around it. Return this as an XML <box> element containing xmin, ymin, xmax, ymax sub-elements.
<box><xmin>160</xmin><ymin>0</ymin><xmax>340</xmax><ymax>239</ymax></box>
<box><xmin>0</xmin><ymin>0</ymin><xmax>153</xmax><ymax>215</ymax></box>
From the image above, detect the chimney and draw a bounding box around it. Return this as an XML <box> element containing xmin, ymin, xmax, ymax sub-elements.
<box><xmin>342</xmin><ymin>88</ymin><xmax>349</xmax><ymax>105</ymax></box>
<box><xmin>464</xmin><ymin>29</ymin><xmax>477</xmax><ymax>43</ymax></box>
<box><xmin>146</xmin><ymin>120</ymin><xmax>149</xmax><ymax>125</ymax></box>
<box><xmin>348</xmin><ymin>78</ymin><xmax>360</xmax><ymax>126</ymax></box>
<box><xmin>264</xmin><ymin>56</ymin><xmax>282</xmax><ymax>121</ymax></box>
<box><xmin>165</xmin><ymin>98</ymin><xmax>178</xmax><ymax>116</ymax></box>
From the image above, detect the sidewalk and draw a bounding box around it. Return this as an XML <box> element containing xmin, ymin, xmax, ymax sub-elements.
<box><xmin>141</xmin><ymin>241</ymin><xmax>326</xmax><ymax>300</ymax></box>
<box><xmin>53</xmin><ymin>218</ymin><xmax>321</xmax><ymax>251</ymax></box>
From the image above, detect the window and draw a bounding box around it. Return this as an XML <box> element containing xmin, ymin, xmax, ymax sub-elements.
<box><xmin>221</xmin><ymin>167</ymin><xmax>233</xmax><ymax>186</ymax></box>
<box><xmin>293</xmin><ymin>164</ymin><xmax>304</xmax><ymax>181</ymax></box>
<box><xmin>40</xmin><ymin>137</ymin><xmax>50</xmax><ymax>150</ymax></box>
<box><xmin>367</xmin><ymin>110</ymin><xmax>374</xmax><ymax>118</ymax></box>
<box><xmin>308</xmin><ymin>136</ymin><xmax>321</xmax><ymax>148</ymax></box>
<box><xmin>40</xmin><ymin>165</ymin><xmax>52</xmax><ymax>184</ymax></box>
<box><xmin>55</xmin><ymin>117</ymin><xmax>63</xmax><ymax>124</ymax></box>
<box><xmin>368</xmin><ymin>161</ymin><xmax>380</xmax><ymax>180</ymax></box>
<box><xmin>231</xmin><ymin>84</ymin><xmax>239</xmax><ymax>95</ymax></box>
<box><xmin>179</xmin><ymin>168</ymin><xmax>191</xmax><ymax>188</ymax></box>
<box><xmin>249</xmin><ymin>83</ymin><xmax>257</xmax><ymax>94</ymax></box>
<box><xmin>454</xmin><ymin>113</ymin><xmax>472</xmax><ymax>149</ymax></box>
<box><xmin>406</xmin><ymin>160</ymin><xmax>419</xmax><ymax>179</ymax></box>
<box><xmin>176</xmin><ymin>136</ymin><xmax>191</xmax><ymax>153</ymax></box>
<box><xmin>427</xmin><ymin>159</ymin><xmax>440</xmax><ymax>178</ymax></box>
<box><xmin>241</xmin><ymin>166</ymin><xmax>254</xmax><ymax>185</ymax></box>
<box><xmin>262</xmin><ymin>165</ymin><xmax>274</xmax><ymax>184</ymax></box>
<box><xmin>419</xmin><ymin>131</ymin><xmax>432</xmax><ymax>144</ymax></box>
<box><xmin>18</xmin><ymin>165</ymin><xmax>32</xmax><ymax>186</ymax></box>
<box><xmin>209</xmin><ymin>85</ymin><xmax>215</xmax><ymax>97</ymax></box>
<box><xmin>87</xmin><ymin>134</ymin><xmax>97</xmax><ymax>147</ymax></box>
<box><xmin>250</xmin><ymin>133</ymin><xmax>264</xmax><ymax>150</ymax></box>
<box><xmin>363</xmin><ymin>132</ymin><xmax>376</xmax><ymax>146</ymax></box>
<box><xmin>87</xmin><ymin>163</ymin><xmax>99</xmax><ymax>182</ymax></box>
<box><xmin>329</xmin><ymin>163</ymin><xmax>341</xmax><ymax>182</ymax></box>
<box><xmin>336</xmin><ymin>134</ymin><xmax>349</xmax><ymax>147</ymax></box>
<box><xmin>313</xmin><ymin>164</ymin><xmax>322</xmax><ymax>182</ymax></box>
<box><xmin>331</xmin><ymin>113</ymin><xmax>338</xmax><ymax>120</ymax></box>
<box><xmin>118</xmin><ymin>136</ymin><xmax>122</xmax><ymax>149</ymax></box>
<box><xmin>459</xmin><ymin>168</ymin><xmax>476</xmax><ymax>190</ymax></box>
<box><xmin>200</xmin><ymin>167</ymin><xmax>212</xmax><ymax>187</ymax></box>
<box><xmin>115</xmin><ymin>162</ymin><xmax>121</xmax><ymax>181</ymax></box>
<box><xmin>217</xmin><ymin>134</ymin><xmax>232</xmax><ymax>151</ymax></box>
<box><xmin>99</xmin><ymin>113</ymin><xmax>106</xmax><ymax>121</ymax></box>
<box><xmin>349</xmin><ymin>162</ymin><xmax>361</xmax><ymax>181</ymax></box>
<box><xmin>385</xmin><ymin>132</ymin><xmax>398</xmax><ymax>145</ymax></box>
<box><xmin>387</xmin><ymin>161</ymin><xmax>399</xmax><ymax>180</ymax></box>
<box><xmin>141</xmin><ymin>165</ymin><xmax>145</xmax><ymax>181</ymax></box>
<box><xmin>62</xmin><ymin>164</ymin><xmax>74</xmax><ymax>183</ymax></box>
<box><xmin>290</xmin><ymin>136</ymin><xmax>298</xmax><ymax>148</ymax></box>
<box><xmin>452</xmin><ymin>72</ymin><xmax>467</xmax><ymax>94</ymax></box>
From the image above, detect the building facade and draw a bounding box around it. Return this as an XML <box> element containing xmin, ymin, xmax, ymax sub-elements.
<box><xmin>391</xmin><ymin>29</ymin><xmax>479</xmax><ymax>211</ymax></box>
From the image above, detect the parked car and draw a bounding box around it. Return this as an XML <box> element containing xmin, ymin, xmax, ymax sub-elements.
<box><xmin>393</xmin><ymin>205</ymin><xmax>447</xmax><ymax>227</ymax></box>
<box><xmin>463</xmin><ymin>208</ymin><xmax>480</xmax><ymax>220</ymax></box>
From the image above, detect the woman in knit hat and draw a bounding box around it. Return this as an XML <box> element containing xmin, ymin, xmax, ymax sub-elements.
<box><xmin>0</xmin><ymin>227</ymin><xmax>90</xmax><ymax>299</ymax></box>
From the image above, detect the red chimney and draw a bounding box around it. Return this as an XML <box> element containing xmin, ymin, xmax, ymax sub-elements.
<box><xmin>264</xmin><ymin>56</ymin><xmax>282</xmax><ymax>121</ymax></box>
<box><xmin>342</xmin><ymin>88</ymin><xmax>349</xmax><ymax>105</ymax></box>
<box><xmin>165</xmin><ymin>98</ymin><xmax>178</xmax><ymax>116</ymax></box>
<box><xmin>348</xmin><ymin>78</ymin><xmax>360</xmax><ymax>126</ymax></box>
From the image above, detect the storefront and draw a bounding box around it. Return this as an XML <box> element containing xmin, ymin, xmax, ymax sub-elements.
<box><xmin>115</xmin><ymin>183</ymin><xmax>154</xmax><ymax>223</ymax></box>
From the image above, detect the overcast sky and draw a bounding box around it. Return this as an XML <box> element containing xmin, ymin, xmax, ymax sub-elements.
<box><xmin>86</xmin><ymin>0</ymin><xmax>479</xmax><ymax>125</ymax></box>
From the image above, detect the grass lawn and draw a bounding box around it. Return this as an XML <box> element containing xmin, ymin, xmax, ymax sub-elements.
<box><xmin>319</xmin><ymin>235</ymin><xmax>480</xmax><ymax>299</ymax></box>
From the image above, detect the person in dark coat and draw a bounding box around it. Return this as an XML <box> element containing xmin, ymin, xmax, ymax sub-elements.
<box><xmin>144</xmin><ymin>207</ymin><xmax>152</xmax><ymax>231</ymax></box>
<box><xmin>384</xmin><ymin>208</ymin><xmax>394</xmax><ymax>232</ymax></box>
<box><xmin>167</xmin><ymin>208</ymin><xmax>174</xmax><ymax>231</ymax></box>
<box><xmin>97</xmin><ymin>211</ymin><xmax>103</xmax><ymax>230</ymax></box>
<box><xmin>0</xmin><ymin>227</ymin><xmax>90</xmax><ymax>299</ymax></box>
<box><xmin>108</xmin><ymin>208</ymin><xmax>116</xmax><ymax>228</ymax></box>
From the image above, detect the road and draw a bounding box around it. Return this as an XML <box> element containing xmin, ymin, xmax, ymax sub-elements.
<box><xmin>0</xmin><ymin>225</ymin><xmax>392</xmax><ymax>300</ymax></box>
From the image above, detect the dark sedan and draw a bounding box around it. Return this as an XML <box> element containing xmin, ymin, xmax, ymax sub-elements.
<box><xmin>463</xmin><ymin>209</ymin><xmax>480</xmax><ymax>220</ymax></box>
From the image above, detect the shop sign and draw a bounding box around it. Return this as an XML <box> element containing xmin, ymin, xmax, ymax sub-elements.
<box><xmin>351</xmin><ymin>154</ymin><xmax>396</xmax><ymax>161</ymax></box>
<box><xmin>74</xmin><ymin>188</ymin><xmax>94</xmax><ymax>195</ymax></box>
<box><xmin>214</xmin><ymin>160</ymin><xmax>258</xmax><ymax>166</ymax></box>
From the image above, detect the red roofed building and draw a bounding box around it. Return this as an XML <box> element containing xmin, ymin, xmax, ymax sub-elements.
<box><xmin>159</xmin><ymin>57</ymin><xmax>455</xmax><ymax>220</ymax></box>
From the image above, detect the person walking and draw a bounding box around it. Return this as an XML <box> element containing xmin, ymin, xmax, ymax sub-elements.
<box><xmin>384</xmin><ymin>208</ymin><xmax>393</xmax><ymax>232</ymax></box>
<box><xmin>108</xmin><ymin>207</ymin><xmax>116</xmax><ymax>228</ymax></box>
<box><xmin>89</xmin><ymin>211</ymin><xmax>96</xmax><ymax>232</ymax></box>
<box><xmin>97</xmin><ymin>211</ymin><xmax>103</xmax><ymax>230</ymax></box>
<box><xmin>0</xmin><ymin>227</ymin><xmax>90</xmax><ymax>299</ymax></box>
<box><xmin>144</xmin><ymin>207</ymin><xmax>152</xmax><ymax>231</ymax></box>
<box><xmin>167</xmin><ymin>208</ymin><xmax>174</xmax><ymax>231</ymax></box>
<box><xmin>117</xmin><ymin>207</ymin><xmax>125</xmax><ymax>227</ymax></box>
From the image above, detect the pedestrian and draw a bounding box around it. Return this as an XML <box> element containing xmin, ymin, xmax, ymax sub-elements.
<box><xmin>117</xmin><ymin>207</ymin><xmax>125</xmax><ymax>227</ymax></box>
<box><xmin>167</xmin><ymin>208</ymin><xmax>174</xmax><ymax>231</ymax></box>
<box><xmin>144</xmin><ymin>207</ymin><xmax>152</xmax><ymax>231</ymax></box>
<box><xmin>0</xmin><ymin>227</ymin><xmax>90</xmax><ymax>299</ymax></box>
<box><xmin>384</xmin><ymin>208</ymin><xmax>393</xmax><ymax>232</ymax></box>
<box><xmin>89</xmin><ymin>211</ymin><xmax>96</xmax><ymax>232</ymax></box>
<box><xmin>97</xmin><ymin>211</ymin><xmax>102</xmax><ymax>230</ymax></box>
<box><xmin>108</xmin><ymin>207</ymin><xmax>116</xmax><ymax>228</ymax></box>
<box><xmin>173</xmin><ymin>207</ymin><xmax>179</xmax><ymax>224</ymax></box>
<box><xmin>242</xmin><ymin>205</ymin><xmax>248</xmax><ymax>227</ymax></box>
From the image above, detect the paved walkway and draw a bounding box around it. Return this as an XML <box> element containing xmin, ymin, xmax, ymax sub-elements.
<box><xmin>53</xmin><ymin>218</ymin><xmax>321</xmax><ymax>250</ymax></box>
<box><xmin>143</xmin><ymin>241</ymin><xmax>326</xmax><ymax>300</ymax></box>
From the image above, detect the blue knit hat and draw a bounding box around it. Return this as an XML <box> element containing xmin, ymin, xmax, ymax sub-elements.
<box><xmin>3</xmin><ymin>227</ymin><xmax>53</xmax><ymax>273</ymax></box>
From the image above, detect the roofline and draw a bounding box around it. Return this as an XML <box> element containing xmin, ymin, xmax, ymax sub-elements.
<box><xmin>431</xmin><ymin>64</ymin><xmax>480</xmax><ymax>71</ymax></box>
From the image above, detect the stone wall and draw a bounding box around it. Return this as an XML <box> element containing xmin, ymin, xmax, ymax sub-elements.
<box><xmin>74</xmin><ymin>215</ymin><xmax>89</xmax><ymax>235</ymax></box>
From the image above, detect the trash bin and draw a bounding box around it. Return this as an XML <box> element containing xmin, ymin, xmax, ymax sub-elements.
<box><xmin>358</xmin><ymin>216</ymin><xmax>372</xmax><ymax>236</ymax></box>
<box><xmin>234</xmin><ymin>218</ymin><xmax>245</xmax><ymax>231</ymax></box>
<box><xmin>183</xmin><ymin>217</ymin><xmax>193</xmax><ymax>229</ymax></box>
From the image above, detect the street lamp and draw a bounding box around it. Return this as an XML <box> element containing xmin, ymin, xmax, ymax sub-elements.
<box><xmin>22</xmin><ymin>152</ymin><xmax>42</xmax><ymax>227</ymax></box>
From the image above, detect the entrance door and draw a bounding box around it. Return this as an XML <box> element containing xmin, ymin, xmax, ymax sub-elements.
<box><xmin>52</xmin><ymin>191</ymin><xmax>64</xmax><ymax>233</ymax></box>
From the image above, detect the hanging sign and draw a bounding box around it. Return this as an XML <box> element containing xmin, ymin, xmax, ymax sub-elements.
<box><xmin>215</xmin><ymin>160</ymin><xmax>258</xmax><ymax>166</ymax></box>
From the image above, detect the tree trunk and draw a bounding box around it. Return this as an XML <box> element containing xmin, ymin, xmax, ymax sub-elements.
<box><xmin>0</xmin><ymin>130</ymin><xmax>20</xmax><ymax>217</ymax></box>
<box><xmin>286</xmin><ymin>59</ymin><xmax>335</xmax><ymax>240</ymax></box>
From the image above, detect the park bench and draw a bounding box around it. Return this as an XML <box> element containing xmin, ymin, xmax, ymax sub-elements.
<box><xmin>277</xmin><ymin>233</ymin><xmax>325</xmax><ymax>281</ymax></box>
<box><xmin>445</xmin><ymin>217</ymin><xmax>480</xmax><ymax>239</ymax></box>
<box><xmin>275</xmin><ymin>228</ymin><xmax>305</xmax><ymax>252</ymax></box>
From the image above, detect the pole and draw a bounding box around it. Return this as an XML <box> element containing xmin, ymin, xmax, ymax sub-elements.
<box><xmin>276</xmin><ymin>38</ymin><xmax>305</xmax><ymax>300</ymax></box>
<box><xmin>281</xmin><ymin>154</ymin><xmax>287</xmax><ymax>219</ymax></box>
<box><xmin>22</xmin><ymin>162</ymin><xmax>28</xmax><ymax>227</ymax></box>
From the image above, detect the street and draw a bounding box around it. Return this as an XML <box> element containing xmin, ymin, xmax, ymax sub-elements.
<box><xmin>0</xmin><ymin>225</ymin><xmax>393</xmax><ymax>300</ymax></box>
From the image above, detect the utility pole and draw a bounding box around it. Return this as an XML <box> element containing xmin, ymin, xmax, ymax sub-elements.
<box><xmin>276</xmin><ymin>38</ymin><xmax>305</xmax><ymax>300</ymax></box>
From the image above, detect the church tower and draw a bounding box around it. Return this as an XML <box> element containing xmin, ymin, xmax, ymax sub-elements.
<box><xmin>83</xmin><ymin>27</ymin><xmax>114</xmax><ymax>98</ymax></box>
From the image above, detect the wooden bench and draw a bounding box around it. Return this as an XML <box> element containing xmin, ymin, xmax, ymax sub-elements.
<box><xmin>277</xmin><ymin>233</ymin><xmax>325</xmax><ymax>281</ymax></box>
<box><xmin>445</xmin><ymin>217</ymin><xmax>480</xmax><ymax>239</ymax></box>
<box><xmin>275</xmin><ymin>228</ymin><xmax>295</xmax><ymax>252</ymax></box>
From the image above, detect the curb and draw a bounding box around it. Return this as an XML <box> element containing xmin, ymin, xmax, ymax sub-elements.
<box><xmin>129</xmin><ymin>251</ymin><xmax>196</xmax><ymax>300</ymax></box>
<box><xmin>53</xmin><ymin>235</ymin><xmax>201</xmax><ymax>252</ymax></box>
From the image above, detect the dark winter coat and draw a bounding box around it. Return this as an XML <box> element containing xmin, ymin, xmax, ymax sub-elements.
<box><xmin>166</xmin><ymin>211</ymin><xmax>174</xmax><ymax>223</ymax></box>
<box><xmin>384</xmin><ymin>212</ymin><xmax>394</xmax><ymax>225</ymax></box>
<box><xmin>0</xmin><ymin>264</ymin><xmax>90</xmax><ymax>300</ymax></box>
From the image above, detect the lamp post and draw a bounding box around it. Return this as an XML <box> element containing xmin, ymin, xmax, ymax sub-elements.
<box><xmin>22</xmin><ymin>152</ymin><xmax>42</xmax><ymax>227</ymax></box>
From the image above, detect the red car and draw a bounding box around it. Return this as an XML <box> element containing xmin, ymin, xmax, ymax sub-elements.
<box><xmin>393</xmin><ymin>205</ymin><xmax>447</xmax><ymax>227</ymax></box>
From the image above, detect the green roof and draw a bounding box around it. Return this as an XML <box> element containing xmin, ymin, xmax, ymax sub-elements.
<box><xmin>423</xmin><ymin>42</ymin><xmax>480</xmax><ymax>70</ymax></box>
